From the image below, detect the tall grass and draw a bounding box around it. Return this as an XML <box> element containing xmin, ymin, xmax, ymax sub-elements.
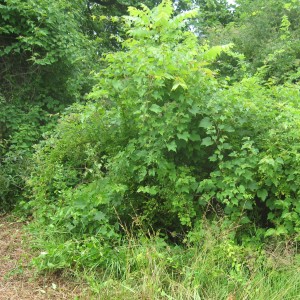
<box><xmin>59</xmin><ymin>220</ymin><xmax>300</xmax><ymax>300</ymax></box>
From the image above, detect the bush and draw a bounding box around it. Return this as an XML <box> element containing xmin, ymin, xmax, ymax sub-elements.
<box><xmin>27</xmin><ymin>0</ymin><xmax>300</xmax><ymax>270</ymax></box>
<box><xmin>0</xmin><ymin>0</ymin><xmax>95</xmax><ymax>210</ymax></box>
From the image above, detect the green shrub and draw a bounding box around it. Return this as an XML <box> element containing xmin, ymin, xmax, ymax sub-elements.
<box><xmin>0</xmin><ymin>0</ymin><xmax>95</xmax><ymax>210</ymax></box>
<box><xmin>27</xmin><ymin>0</ymin><xmax>300</xmax><ymax>270</ymax></box>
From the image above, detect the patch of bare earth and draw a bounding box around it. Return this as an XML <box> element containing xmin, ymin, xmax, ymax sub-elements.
<box><xmin>0</xmin><ymin>215</ymin><xmax>89</xmax><ymax>300</ymax></box>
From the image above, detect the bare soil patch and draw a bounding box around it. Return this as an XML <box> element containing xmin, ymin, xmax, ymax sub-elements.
<box><xmin>0</xmin><ymin>215</ymin><xmax>88</xmax><ymax>300</ymax></box>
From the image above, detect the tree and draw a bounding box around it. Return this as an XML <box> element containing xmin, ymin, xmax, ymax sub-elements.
<box><xmin>207</xmin><ymin>0</ymin><xmax>300</xmax><ymax>84</ymax></box>
<box><xmin>0</xmin><ymin>0</ymin><xmax>94</xmax><ymax>209</ymax></box>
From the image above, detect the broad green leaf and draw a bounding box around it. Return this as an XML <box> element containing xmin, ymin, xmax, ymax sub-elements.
<box><xmin>202</xmin><ymin>43</ymin><xmax>234</xmax><ymax>61</ymax></box>
<box><xmin>172</xmin><ymin>78</ymin><xmax>188</xmax><ymax>91</ymax></box>
<box><xmin>265</xmin><ymin>228</ymin><xmax>276</xmax><ymax>237</ymax></box>
<box><xmin>149</xmin><ymin>104</ymin><xmax>162</xmax><ymax>114</ymax></box>
<box><xmin>257</xmin><ymin>189</ymin><xmax>268</xmax><ymax>201</ymax></box>
<box><xmin>189</xmin><ymin>132</ymin><xmax>201</xmax><ymax>141</ymax></box>
<box><xmin>177</xmin><ymin>132</ymin><xmax>190</xmax><ymax>141</ymax></box>
<box><xmin>201</xmin><ymin>137</ymin><xmax>214</xmax><ymax>146</ymax></box>
<box><xmin>166</xmin><ymin>140</ymin><xmax>177</xmax><ymax>152</ymax></box>
<box><xmin>137</xmin><ymin>185</ymin><xmax>158</xmax><ymax>195</ymax></box>
<box><xmin>188</xmin><ymin>105</ymin><xmax>200</xmax><ymax>116</ymax></box>
<box><xmin>74</xmin><ymin>199</ymin><xmax>86</xmax><ymax>209</ymax></box>
<box><xmin>243</xmin><ymin>201</ymin><xmax>253</xmax><ymax>210</ymax></box>
<box><xmin>199</xmin><ymin>117</ymin><xmax>213</xmax><ymax>129</ymax></box>
<box><xmin>94</xmin><ymin>211</ymin><xmax>106</xmax><ymax>221</ymax></box>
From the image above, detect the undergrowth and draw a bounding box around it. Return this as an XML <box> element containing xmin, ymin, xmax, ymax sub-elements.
<box><xmin>28</xmin><ymin>217</ymin><xmax>300</xmax><ymax>300</ymax></box>
<box><xmin>22</xmin><ymin>2</ymin><xmax>300</xmax><ymax>299</ymax></box>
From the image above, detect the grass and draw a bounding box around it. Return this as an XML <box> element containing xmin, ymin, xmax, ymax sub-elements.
<box><xmin>81</xmin><ymin>242</ymin><xmax>300</xmax><ymax>300</ymax></box>
<box><xmin>2</xmin><ymin>212</ymin><xmax>300</xmax><ymax>299</ymax></box>
<box><xmin>0</xmin><ymin>214</ymin><xmax>91</xmax><ymax>299</ymax></box>
<box><xmin>27</xmin><ymin>218</ymin><xmax>300</xmax><ymax>299</ymax></box>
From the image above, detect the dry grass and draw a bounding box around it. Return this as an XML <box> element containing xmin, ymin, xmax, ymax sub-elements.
<box><xmin>0</xmin><ymin>214</ymin><xmax>89</xmax><ymax>300</ymax></box>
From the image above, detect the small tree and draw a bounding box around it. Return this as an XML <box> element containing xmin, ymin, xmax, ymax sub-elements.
<box><xmin>29</xmin><ymin>0</ymin><xmax>232</xmax><ymax>238</ymax></box>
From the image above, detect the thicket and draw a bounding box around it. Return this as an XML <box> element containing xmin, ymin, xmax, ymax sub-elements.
<box><xmin>1</xmin><ymin>0</ymin><xmax>300</xmax><ymax>297</ymax></box>
<box><xmin>25</xmin><ymin>0</ymin><xmax>300</xmax><ymax>266</ymax></box>
<box><xmin>0</xmin><ymin>0</ymin><xmax>96</xmax><ymax>208</ymax></box>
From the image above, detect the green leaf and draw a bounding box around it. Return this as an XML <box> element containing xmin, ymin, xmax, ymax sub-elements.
<box><xmin>202</xmin><ymin>43</ymin><xmax>233</xmax><ymax>61</ymax></box>
<box><xmin>188</xmin><ymin>105</ymin><xmax>200</xmax><ymax>116</ymax></box>
<box><xmin>243</xmin><ymin>200</ymin><xmax>253</xmax><ymax>210</ymax></box>
<box><xmin>166</xmin><ymin>140</ymin><xmax>177</xmax><ymax>152</ymax></box>
<box><xmin>172</xmin><ymin>78</ymin><xmax>188</xmax><ymax>91</ymax></box>
<box><xmin>199</xmin><ymin>117</ymin><xmax>213</xmax><ymax>129</ymax></box>
<box><xmin>201</xmin><ymin>137</ymin><xmax>214</xmax><ymax>146</ymax></box>
<box><xmin>94</xmin><ymin>211</ymin><xmax>106</xmax><ymax>221</ymax></box>
<box><xmin>137</xmin><ymin>185</ymin><xmax>158</xmax><ymax>195</ymax></box>
<box><xmin>240</xmin><ymin>216</ymin><xmax>251</xmax><ymax>224</ymax></box>
<box><xmin>257</xmin><ymin>189</ymin><xmax>268</xmax><ymax>201</ymax></box>
<box><xmin>149</xmin><ymin>104</ymin><xmax>162</xmax><ymax>114</ymax></box>
<box><xmin>177</xmin><ymin>132</ymin><xmax>190</xmax><ymax>141</ymax></box>
<box><xmin>265</xmin><ymin>228</ymin><xmax>276</xmax><ymax>237</ymax></box>
<box><xmin>74</xmin><ymin>199</ymin><xmax>86</xmax><ymax>209</ymax></box>
<box><xmin>189</xmin><ymin>132</ymin><xmax>201</xmax><ymax>141</ymax></box>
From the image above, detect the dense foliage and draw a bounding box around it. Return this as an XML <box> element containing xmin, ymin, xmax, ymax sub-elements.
<box><xmin>1</xmin><ymin>0</ymin><xmax>300</xmax><ymax>296</ymax></box>
<box><xmin>23</xmin><ymin>0</ymin><xmax>300</xmax><ymax>269</ymax></box>
<box><xmin>209</xmin><ymin>0</ymin><xmax>300</xmax><ymax>84</ymax></box>
<box><xmin>0</xmin><ymin>0</ymin><xmax>96</xmax><ymax>208</ymax></box>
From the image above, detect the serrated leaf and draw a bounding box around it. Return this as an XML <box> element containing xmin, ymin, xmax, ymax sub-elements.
<box><xmin>209</xmin><ymin>154</ymin><xmax>217</xmax><ymax>162</ymax></box>
<box><xmin>202</xmin><ymin>43</ymin><xmax>233</xmax><ymax>61</ymax></box>
<box><xmin>73</xmin><ymin>199</ymin><xmax>86</xmax><ymax>209</ymax></box>
<box><xmin>265</xmin><ymin>228</ymin><xmax>276</xmax><ymax>237</ymax></box>
<box><xmin>240</xmin><ymin>216</ymin><xmax>251</xmax><ymax>224</ymax></box>
<box><xmin>172</xmin><ymin>78</ymin><xmax>188</xmax><ymax>91</ymax></box>
<box><xmin>223</xmin><ymin>124</ymin><xmax>235</xmax><ymax>132</ymax></box>
<box><xmin>137</xmin><ymin>185</ymin><xmax>158</xmax><ymax>195</ymax></box>
<box><xmin>276</xmin><ymin>226</ymin><xmax>288</xmax><ymax>235</ymax></box>
<box><xmin>243</xmin><ymin>200</ymin><xmax>253</xmax><ymax>210</ymax></box>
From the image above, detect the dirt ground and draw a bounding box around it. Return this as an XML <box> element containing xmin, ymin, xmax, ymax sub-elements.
<box><xmin>0</xmin><ymin>215</ymin><xmax>88</xmax><ymax>300</ymax></box>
